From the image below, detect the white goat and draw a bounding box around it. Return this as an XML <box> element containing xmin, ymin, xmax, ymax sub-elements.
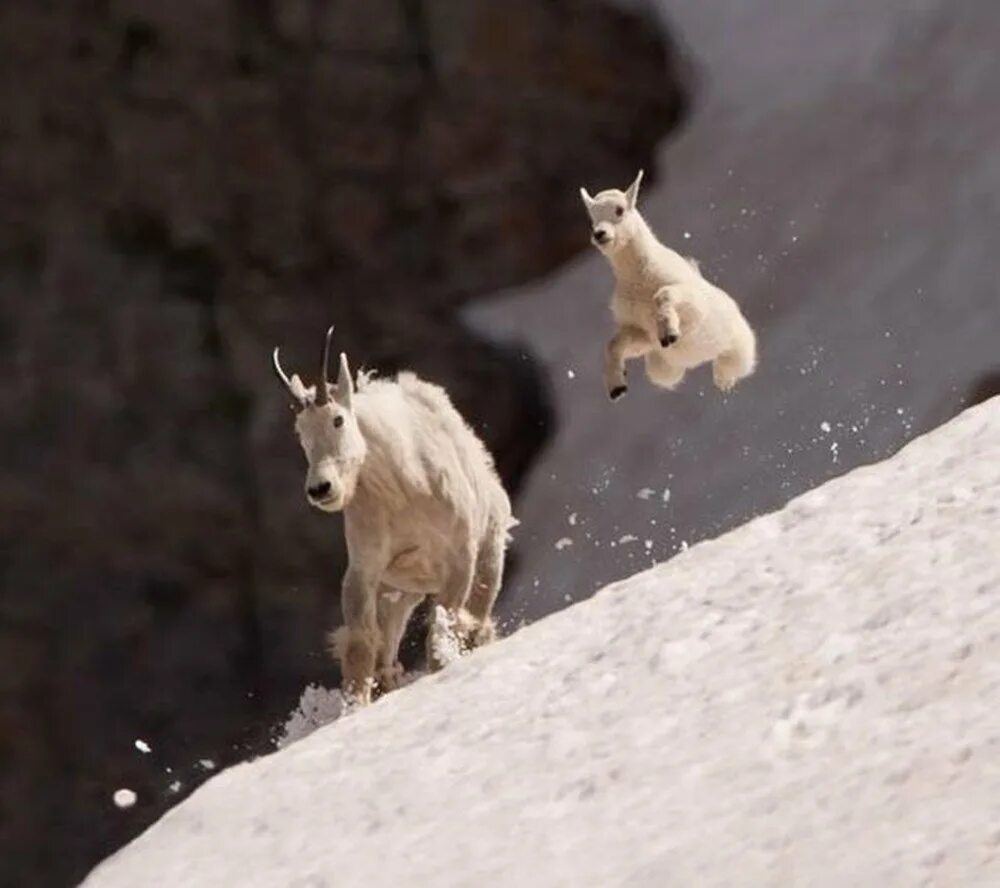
<box><xmin>273</xmin><ymin>328</ymin><xmax>515</xmax><ymax>705</ymax></box>
<box><xmin>580</xmin><ymin>170</ymin><xmax>757</xmax><ymax>399</ymax></box>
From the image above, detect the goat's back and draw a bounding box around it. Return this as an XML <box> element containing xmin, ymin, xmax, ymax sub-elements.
<box><xmin>356</xmin><ymin>372</ymin><xmax>512</xmax><ymax>535</ymax></box>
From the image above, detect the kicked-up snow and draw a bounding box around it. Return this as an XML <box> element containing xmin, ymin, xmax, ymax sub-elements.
<box><xmin>85</xmin><ymin>398</ymin><xmax>1000</xmax><ymax>887</ymax></box>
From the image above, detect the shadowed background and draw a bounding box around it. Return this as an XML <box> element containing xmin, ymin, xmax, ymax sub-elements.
<box><xmin>0</xmin><ymin>1</ymin><xmax>685</xmax><ymax>884</ymax></box>
<box><xmin>1</xmin><ymin>1</ymin><xmax>998</xmax><ymax>886</ymax></box>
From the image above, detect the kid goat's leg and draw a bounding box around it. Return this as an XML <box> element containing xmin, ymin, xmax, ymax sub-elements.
<box><xmin>651</xmin><ymin>285</ymin><xmax>685</xmax><ymax>347</ymax></box>
<box><xmin>605</xmin><ymin>324</ymin><xmax>650</xmax><ymax>401</ymax></box>
<box><xmin>713</xmin><ymin>315</ymin><xmax>757</xmax><ymax>392</ymax></box>
<box><xmin>644</xmin><ymin>349</ymin><xmax>686</xmax><ymax>390</ymax></box>
<box><xmin>375</xmin><ymin>588</ymin><xmax>422</xmax><ymax>692</ymax></box>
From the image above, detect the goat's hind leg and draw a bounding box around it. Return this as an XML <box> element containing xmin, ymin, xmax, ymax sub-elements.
<box><xmin>465</xmin><ymin>523</ymin><xmax>507</xmax><ymax>649</ymax></box>
<box><xmin>713</xmin><ymin>327</ymin><xmax>757</xmax><ymax>392</ymax></box>
<box><xmin>644</xmin><ymin>349</ymin><xmax>686</xmax><ymax>391</ymax></box>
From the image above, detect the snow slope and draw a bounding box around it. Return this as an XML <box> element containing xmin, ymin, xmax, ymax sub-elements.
<box><xmin>85</xmin><ymin>398</ymin><xmax>1000</xmax><ymax>887</ymax></box>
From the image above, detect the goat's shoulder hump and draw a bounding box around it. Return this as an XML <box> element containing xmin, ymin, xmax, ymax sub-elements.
<box><xmin>396</xmin><ymin>371</ymin><xmax>460</xmax><ymax>416</ymax></box>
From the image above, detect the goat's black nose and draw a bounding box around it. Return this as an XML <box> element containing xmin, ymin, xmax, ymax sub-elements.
<box><xmin>593</xmin><ymin>228</ymin><xmax>608</xmax><ymax>243</ymax></box>
<box><xmin>307</xmin><ymin>481</ymin><xmax>332</xmax><ymax>500</ymax></box>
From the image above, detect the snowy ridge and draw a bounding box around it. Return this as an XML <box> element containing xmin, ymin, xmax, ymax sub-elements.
<box><xmin>86</xmin><ymin>398</ymin><xmax>1000</xmax><ymax>887</ymax></box>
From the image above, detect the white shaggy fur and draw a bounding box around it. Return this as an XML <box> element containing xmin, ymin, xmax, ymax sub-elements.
<box><xmin>273</xmin><ymin>330</ymin><xmax>515</xmax><ymax>705</ymax></box>
<box><xmin>580</xmin><ymin>170</ymin><xmax>757</xmax><ymax>399</ymax></box>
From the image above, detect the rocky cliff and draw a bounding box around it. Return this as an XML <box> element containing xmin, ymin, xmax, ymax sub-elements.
<box><xmin>0</xmin><ymin>2</ymin><xmax>687</xmax><ymax>884</ymax></box>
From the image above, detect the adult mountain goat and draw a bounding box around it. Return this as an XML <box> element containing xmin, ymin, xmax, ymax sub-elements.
<box><xmin>580</xmin><ymin>170</ymin><xmax>757</xmax><ymax>400</ymax></box>
<box><xmin>273</xmin><ymin>327</ymin><xmax>515</xmax><ymax>705</ymax></box>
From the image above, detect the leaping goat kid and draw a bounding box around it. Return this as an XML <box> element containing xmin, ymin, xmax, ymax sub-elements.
<box><xmin>580</xmin><ymin>170</ymin><xmax>757</xmax><ymax>400</ymax></box>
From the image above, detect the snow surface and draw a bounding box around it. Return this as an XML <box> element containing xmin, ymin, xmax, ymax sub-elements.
<box><xmin>85</xmin><ymin>399</ymin><xmax>1000</xmax><ymax>887</ymax></box>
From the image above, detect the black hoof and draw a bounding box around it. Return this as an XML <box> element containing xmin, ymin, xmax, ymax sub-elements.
<box><xmin>609</xmin><ymin>385</ymin><xmax>627</xmax><ymax>401</ymax></box>
<box><xmin>660</xmin><ymin>332</ymin><xmax>679</xmax><ymax>347</ymax></box>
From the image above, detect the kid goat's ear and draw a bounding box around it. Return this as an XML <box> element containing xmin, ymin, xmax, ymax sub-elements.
<box><xmin>335</xmin><ymin>352</ymin><xmax>355</xmax><ymax>410</ymax></box>
<box><xmin>579</xmin><ymin>187</ymin><xmax>596</xmax><ymax>209</ymax></box>
<box><xmin>625</xmin><ymin>169</ymin><xmax>644</xmax><ymax>209</ymax></box>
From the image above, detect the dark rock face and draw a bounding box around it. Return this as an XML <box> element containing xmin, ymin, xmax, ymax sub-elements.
<box><xmin>0</xmin><ymin>1</ymin><xmax>687</xmax><ymax>884</ymax></box>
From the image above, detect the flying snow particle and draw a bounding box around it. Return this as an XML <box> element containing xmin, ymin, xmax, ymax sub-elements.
<box><xmin>566</xmin><ymin>369</ymin><xmax>576</xmax><ymax>379</ymax></box>
<box><xmin>568</xmin><ymin>513</ymin><xmax>578</xmax><ymax>526</ymax></box>
<box><xmin>662</xmin><ymin>487</ymin><xmax>672</xmax><ymax>504</ymax></box>
<box><xmin>679</xmin><ymin>541</ymin><xmax>689</xmax><ymax>552</ymax></box>
<box><xmin>819</xmin><ymin>421</ymin><xmax>831</xmax><ymax>434</ymax></box>
<box><xmin>113</xmin><ymin>789</ymin><xmax>137</xmax><ymax>809</ymax></box>
<box><xmin>644</xmin><ymin>540</ymin><xmax>654</xmax><ymax>551</ymax></box>
<box><xmin>167</xmin><ymin>781</ymin><xmax>182</xmax><ymax>794</ymax></box>
<box><xmin>198</xmin><ymin>759</ymin><xmax>216</xmax><ymax>771</ymax></box>
<box><xmin>427</xmin><ymin>605</ymin><xmax>463</xmax><ymax>668</ymax></box>
<box><xmin>618</xmin><ymin>534</ymin><xmax>639</xmax><ymax>545</ymax></box>
<box><xmin>637</xmin><ymin>488</ymin><xmax>655</xmax><ymax>500</ymax></box>
<box><xmin>555</xmin><ymin>537</ymin><xmax>573</xmax><ymax>551</ymax></box>
<box><xmin>277</xmin><ymin>685</ymin><xmax>346</xmax><ymax>749</ymax></box>
<box><xmin>683</xmin><ymin>231</ymin><xmax>692</xmax><ymax>240</ymax></box>
<box><xmin>134</xmin><ymin>739</ymin><xmax>151</xmax><ymax>754</ymax></box>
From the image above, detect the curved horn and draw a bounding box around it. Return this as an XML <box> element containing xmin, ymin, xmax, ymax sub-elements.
<box><xmin>272</xmin><ymin>346</ymin><xmax>302</xmax><ymax>404</ymax></box>
<box><xmin>315</xmin><ymin>325</ymin><xmax>335</xmax><ymax>406</ymax></box>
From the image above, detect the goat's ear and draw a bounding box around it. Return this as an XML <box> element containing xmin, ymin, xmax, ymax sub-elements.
<box><xmin>289</xmin><ymin>373</ymin><xmax>311</xmax><ymax>404</ymax></box>
<box><xmin>625</xmin><ymin>169</ymin><xmax>644</xmax><ymax>209</ymax></box>
<box><xmin>579</xmin><ymin>187</ymin><xmax>596</xmax><ymax>209</ymax></box>
<box><xmin>335</xmin><ymin>352</ymin><xmax>354</xmax><ymax>409</ymax></box>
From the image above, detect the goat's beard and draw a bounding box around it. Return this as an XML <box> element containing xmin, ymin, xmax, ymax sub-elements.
<box><xmin>309</xmin><ymin>495</ymin><xmax>344</xmax><ymax>514</ymax></box>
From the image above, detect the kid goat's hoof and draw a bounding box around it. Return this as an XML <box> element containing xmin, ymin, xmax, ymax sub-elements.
<box><xmin>609</xmin><ymin>385</ymin><xmax>628</xmax><ymax>401</ymax></box>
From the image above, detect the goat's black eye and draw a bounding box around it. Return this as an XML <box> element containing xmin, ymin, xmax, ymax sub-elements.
<box><xmin>333</xmin><ymin>414</ymin><xmax>344</xmax><ymax>429</ymax></box>
<box><xmin>615</xmin><ymin>206</ymin><xmax>624</xmax><ymax>217</ymax></box>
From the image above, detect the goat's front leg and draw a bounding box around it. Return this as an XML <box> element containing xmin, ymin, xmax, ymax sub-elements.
<box><xmin>333</xmin><ymin>568</ymin><xmax>381</xmax><ymax>705</ymax></box>
<box><xmin>375</xmin><ymin>588</ymin><xmax>422</xmax><ymax>693</ymax></box>
<box><xmin>652</xmin><ymin>285</ymin><xmax>685</xmax><ymax>347</ymax></box>
<box><xmin>604</xmin><ymin>324</ymin><xmax>651</xmax><ymax>401</ymax></box>
<box><xmin>653</xmin><ymin>284</ymin><xmax>707</xmax><ymax>349</ymax></box>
